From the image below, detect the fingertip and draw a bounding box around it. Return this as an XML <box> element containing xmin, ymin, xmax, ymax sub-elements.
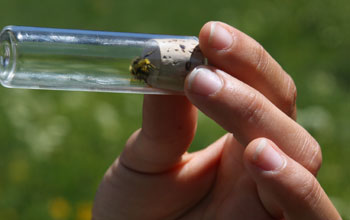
<box><xmin>243</xmin><ymin>138</ymin><xmax>261</xmax><ymax>165</ymax></box>
<box><xmin>244</xmin><ymin>138</ymin><xmax>286</xmax><ymax>173</ymax></box>
<box><xmin>199</xmin><ymin>21</ymin><xmax>234</xmax><ymax>52</ymax></box>
<box><xmin>198</xmin><ymin>21</ymin><xmax>213</xmax><ymax>49</ymax></box>
<box><xmin>244</xmin><ymin>139</ymin><xmax>341</xmax><ymax>220</ymax></box>
<box><xmin>184</xmin><ymin>66</ymin><xmax>223</xmax><ymax>97</ymax></box>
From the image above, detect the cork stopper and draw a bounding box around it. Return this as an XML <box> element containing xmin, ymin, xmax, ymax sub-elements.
<box><xmin>142</xmin><ymin>38</ymin><xmax>206</xmax><ymax>92</ymax></box>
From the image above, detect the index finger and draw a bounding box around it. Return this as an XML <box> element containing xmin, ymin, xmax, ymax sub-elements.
<box><xmin>200</xmin><ymin>22</ymin><xmax>297</xmax><ymax>119</ymax></box>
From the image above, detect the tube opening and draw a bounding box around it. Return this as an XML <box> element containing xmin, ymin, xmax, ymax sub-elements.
<box><xmin>0</xmin><ymin>29</ymin><xmax>16</xmax><ymax>84</ymax></box>
<box><xmin>0</xmin><ymin>43</ymin><xmax>10</xmax><ymax>68</ymax></box>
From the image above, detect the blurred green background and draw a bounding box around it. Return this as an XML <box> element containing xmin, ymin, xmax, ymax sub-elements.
<box><xmin>0</xmin><ymin>0</ymin><xmax>349</xmax><ymax>219</ymax></box>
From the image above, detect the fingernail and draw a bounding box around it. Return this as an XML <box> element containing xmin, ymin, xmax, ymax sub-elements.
<box><xmin>208</xmin><ymin>22</ymin><xmax>233</xmax><ymax>50</ymax></box>
<box><xmin>187</xmin><ymin>66</ymin><xmax>222</xmax><ymax>96</ymax></box>
<box><xmin>253</xmin><ymin>139</ymin><xmax>285</xmax><ymax>171</ymax></box>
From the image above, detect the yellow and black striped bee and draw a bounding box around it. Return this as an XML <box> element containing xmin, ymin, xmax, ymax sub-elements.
<box><xmin>129</xmin><ymin>51</ymin><xmax>156</xmax><ymax>84</ymax></box>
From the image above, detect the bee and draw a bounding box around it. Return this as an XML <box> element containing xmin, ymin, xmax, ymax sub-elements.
<box><xmin>129</xmin><ymin>50</ymin><xmax>157</xmax><ymax>84</ymax></box>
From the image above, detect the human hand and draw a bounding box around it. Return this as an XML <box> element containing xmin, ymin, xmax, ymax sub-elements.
<box><xmin>92</xmin><ymin>22</ymin><xmax>341</xmax><ymax>220</ymax></box>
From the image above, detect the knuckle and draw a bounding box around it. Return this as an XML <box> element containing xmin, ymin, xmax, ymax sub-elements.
<box><xmin>297</xmin><ymin>175</ymin><xmax>323</xmax><ymax>208</ymax></box>
<box><xmin>242</xmin><ymin>92</ymin><xmax>266</xmax><ymax>125</ymax></box>
<box><xmin>254</xmin><ymin>44</ymin><xmax>270</xmax><ymax>74</ymax></box>
<box><xmin>307</xmin><ymin>139</ymin><xmax>323</xmax><ymax>175</ymax></box>
<box><xmin>253</xmin><ymin>42</ymin><xmax>298</xmax><ymax>119</ymax></box>
<box><xmin>283</xmin><ymin>74</ymin><xmax>298</xmax><ymax>117</ymax></box>
<box><xmin>296</xmin><ymin>132</ymin><xmax>323</xmax><ymax>175</ymax></box>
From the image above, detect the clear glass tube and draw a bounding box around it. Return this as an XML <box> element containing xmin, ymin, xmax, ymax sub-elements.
<box><xmin>0</xmin><ymin>26</ymin><xmax>206</xmax><ymax>94</ymax></box>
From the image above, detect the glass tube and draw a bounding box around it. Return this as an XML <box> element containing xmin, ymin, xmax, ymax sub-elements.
<box><xmin>0</xmin><ymin>26</ymin><xmax>206</xmax><ymax>94</ymax></box>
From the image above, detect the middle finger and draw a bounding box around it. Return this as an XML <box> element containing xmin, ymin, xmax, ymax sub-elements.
<box><xmin>199</xmin><ymin>22</ymin><xmax>297</xmax><ymax>119</ymax></box>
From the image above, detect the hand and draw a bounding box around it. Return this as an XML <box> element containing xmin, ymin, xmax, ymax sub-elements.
<box><xmin>92</xmin><ymin>22</ymin><xmax>341</xmax><ymax>220</ymax></box>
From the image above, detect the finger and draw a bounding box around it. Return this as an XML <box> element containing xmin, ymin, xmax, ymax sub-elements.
<box><xmin>184</xmin><ymin>66</ymin><xmax>321</xmax><ymax>174</ymax></box>
<box><xmin>120</xmin><ymin>95</ymin><xmax>197</xmax><ymax>173</ymax></box>
<box><xmin>199</xmin><ymin>21</ymin><xmax>296</xmax><ymax>119</ymax></box>
<box><xmin>243</xmin><ymin>138</ymin><xmax>341</xmax><ymax>220</ymax></box>
<box><xmin>93</xmin><ymin>131</ymin><xmax>226</xmax><ymax>220</ymax></box>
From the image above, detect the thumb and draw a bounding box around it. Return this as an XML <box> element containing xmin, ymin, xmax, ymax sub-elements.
<box><xmin>243</xmin><ymin>138</ymin><xmax>341</xmax><ymax>220</ymax></box>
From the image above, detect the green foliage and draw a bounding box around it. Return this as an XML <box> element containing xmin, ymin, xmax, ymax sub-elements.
<box><xmin>0</xmin><ymin>0</ymin><xmax>349</xmax><ymax>219</ymax></box>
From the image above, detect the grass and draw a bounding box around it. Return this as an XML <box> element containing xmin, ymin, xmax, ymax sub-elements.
<box><xmin>0</xmin><ymin>0</ymin><xmax>349</xmax><ymax>219</ymax></box>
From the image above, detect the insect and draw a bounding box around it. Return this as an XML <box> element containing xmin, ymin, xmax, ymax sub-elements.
<box><xmin>129</xmin><ymin>50</ymin><xmax>157</xmax><ymax>84</ymax></box>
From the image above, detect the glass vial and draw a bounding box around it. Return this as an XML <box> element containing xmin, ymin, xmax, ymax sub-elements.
<box><xmin>0</xmin><ymin>26</ymin><xmax>206</xmax><ymax>94</ymax></box>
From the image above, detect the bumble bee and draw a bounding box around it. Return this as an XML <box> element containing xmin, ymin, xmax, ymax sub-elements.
<box><xmin>129</xmin><ymin>51</ymin><xmax>156</xmax><ymax>84</ymax></box>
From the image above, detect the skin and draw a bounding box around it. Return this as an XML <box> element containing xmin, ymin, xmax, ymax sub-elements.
<box><xmin>92</xmin><ymin>22</ymin><xmax>341</xmax><ymax>220</ymax></box>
